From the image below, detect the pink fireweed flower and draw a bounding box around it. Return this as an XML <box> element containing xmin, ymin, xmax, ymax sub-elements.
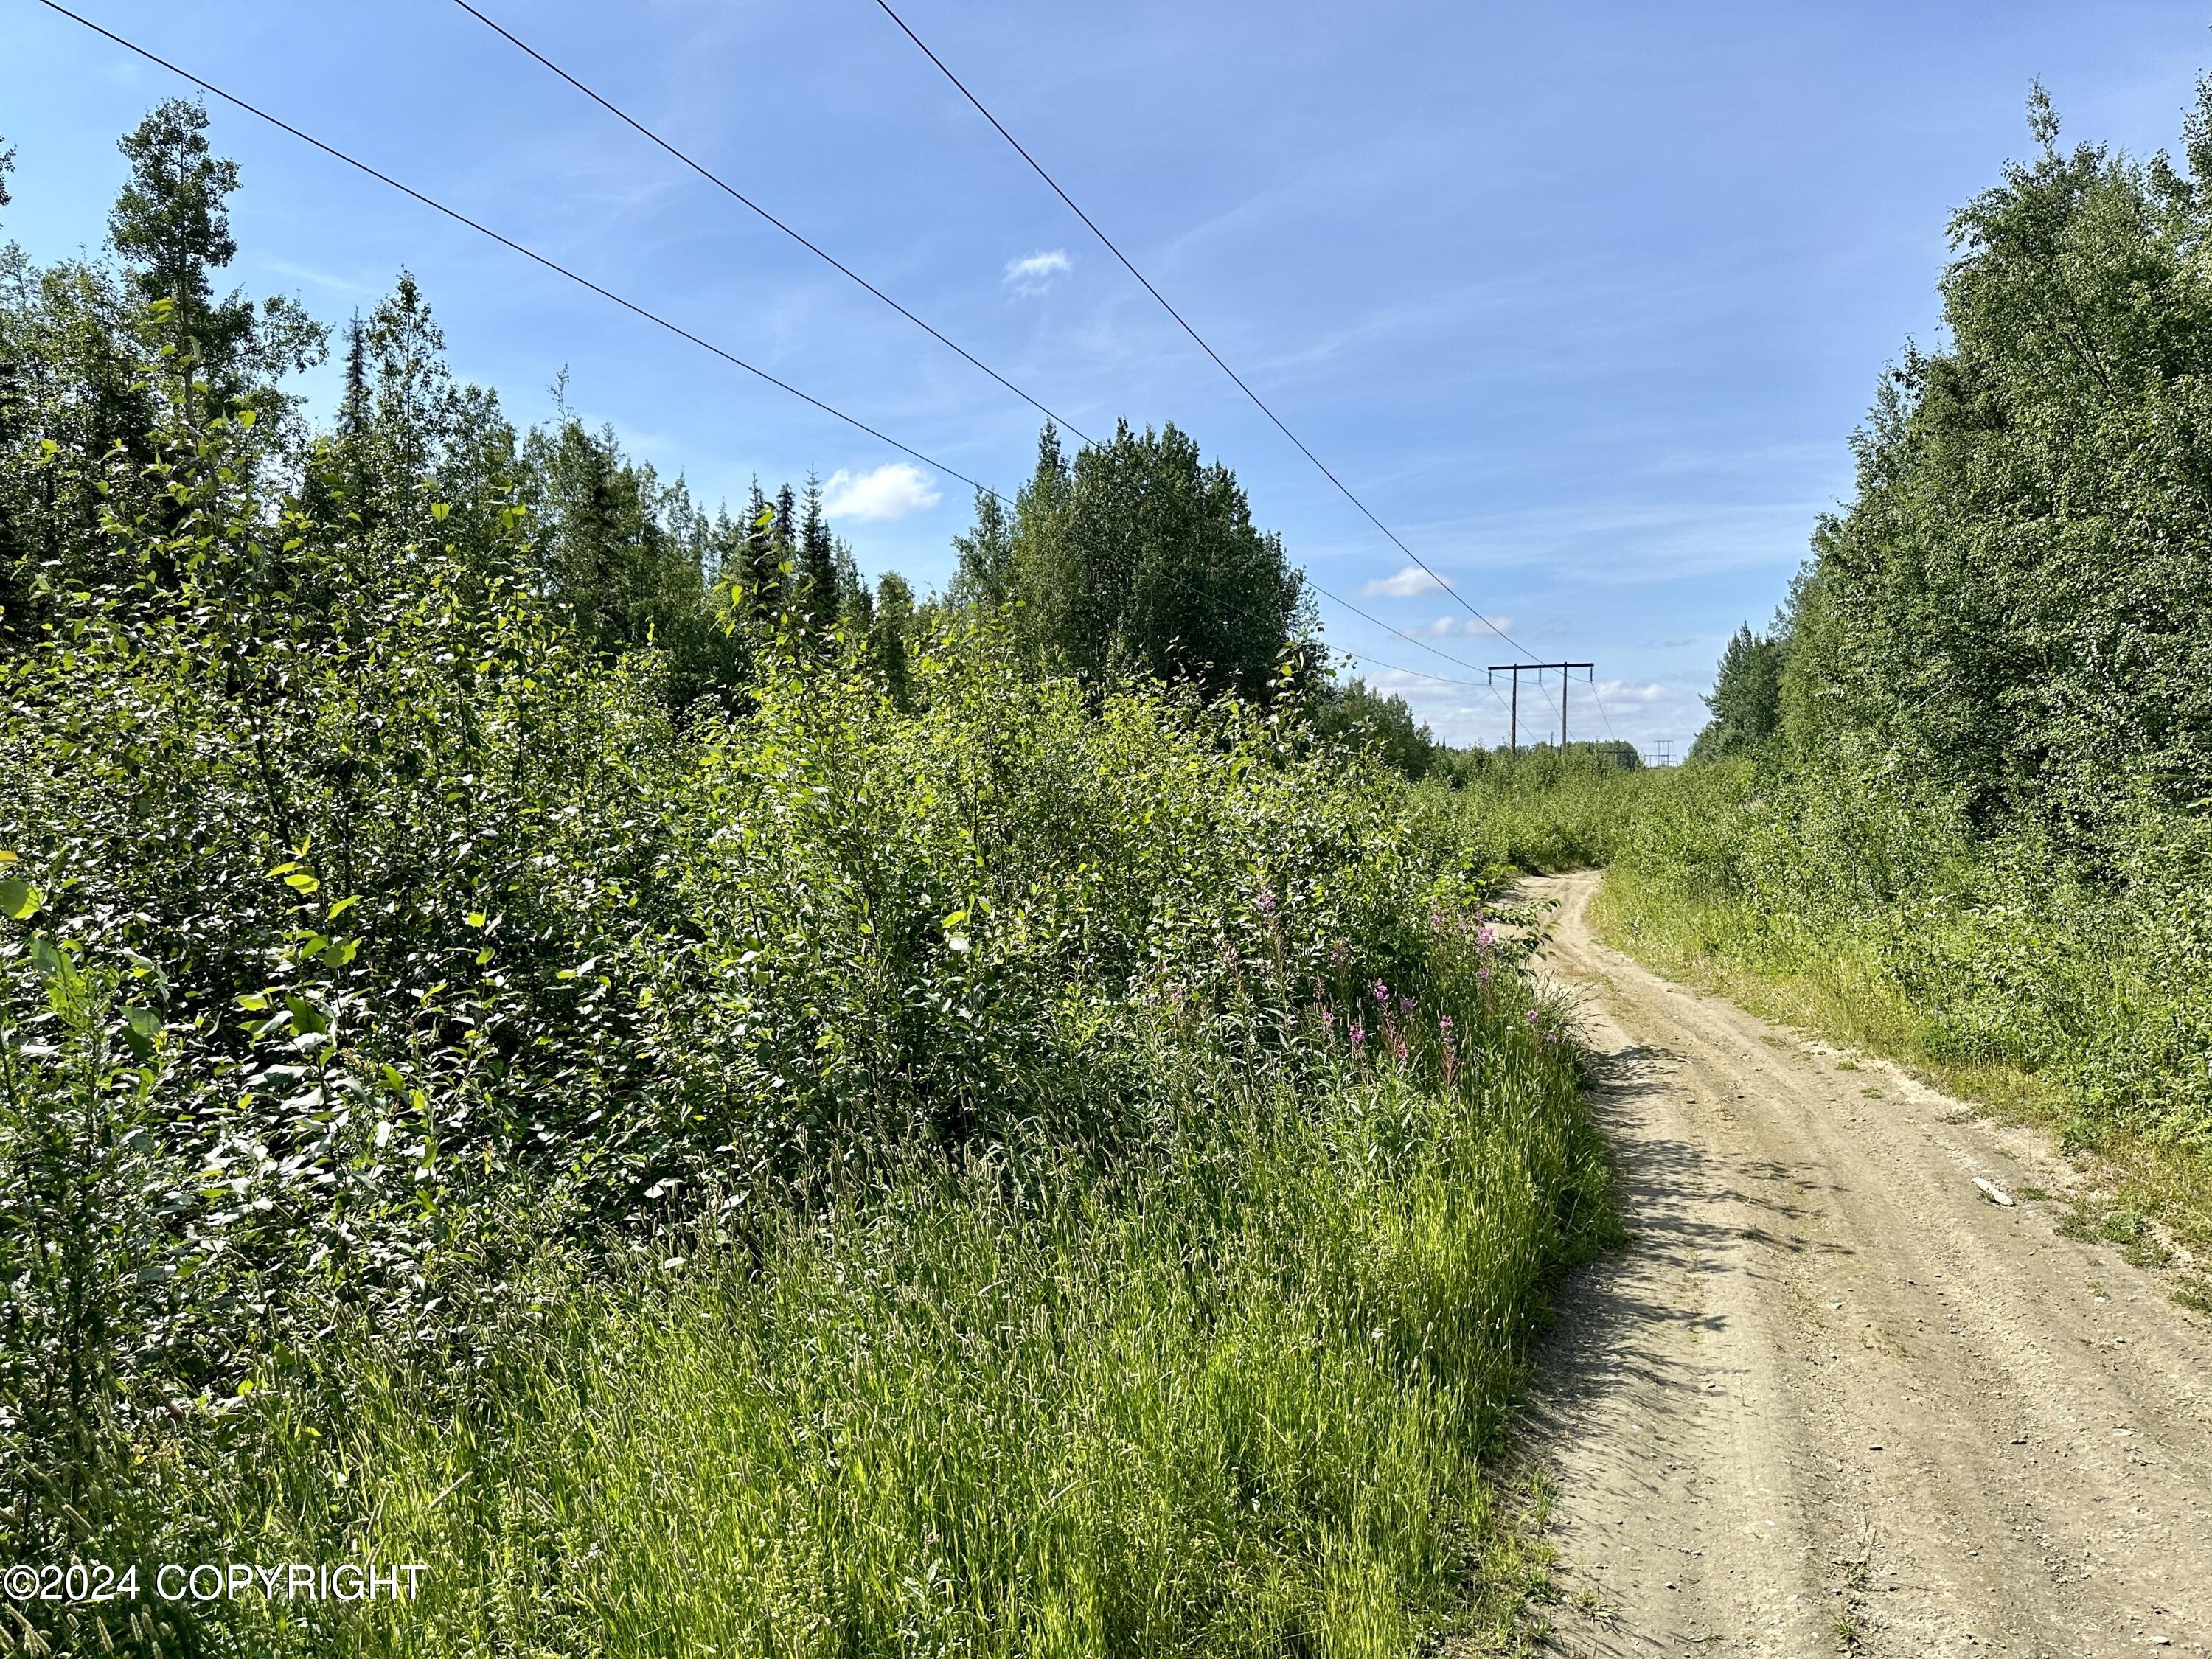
<box><xmin>1476</xmin><ymin>967</ymin><xmax>1492</xmax><ymax>984</ymax></box>
<box><xmin>1329</xmin><ymin>942</ymin><xmax>1349</xmax><ymax>967</ymax></box>
<box><xmin>1320</xmin><ymin>1007</ymin><xmax>1336</xmax><ymax>1034</ymax></box>
<box><xmin>1398</xmin><ymin>994</ymin><xmax>1415</xmax><ymax>1015</ymax></box>
<box><xmin>1438</xmin><ymin>1015</ymin><xmax>1454</xmax><ymax>1034</ymax></box>
<box><xmin>1391</xmin><ymin>1038</ymin><xmax>1409</xmax><ymax>1062</ymax></box>
<box><xmin>1477</xmin><ymin>926</ymin><xmax>1496</xmax><ymax>948</ymax></box>
<box><xmin>1349</xmin><ymin>1021</ymin><xmax>1366</xmax><ymax>1048</ymax></box>
<box><xmin>1525</xmin><ymin>1009</ymin><xmax>1539</xmax><ymax>1023</ymax></box>
<box><xmin>1371</xmin><ymin>978</ymin><xmax>1389</xmax><ymax>1005</ymax></box>
<box><xmin>1253</xmin><ymin>886</ymin><xmax>1277</xmax><ymax>916</ymax></box>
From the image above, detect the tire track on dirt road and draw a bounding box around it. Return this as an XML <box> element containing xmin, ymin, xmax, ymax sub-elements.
<box><xmin>1520</xmin><ymin>871</ymin><xmax>2212</xmax><ymax>1658</ymax></box>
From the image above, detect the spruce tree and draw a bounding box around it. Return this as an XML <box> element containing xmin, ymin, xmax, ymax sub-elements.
<box><xmin>338</xmin><ymin>313</ymin><xmax>369</xmax><ymax>437</ymax></box>
<box><xmin>799</xmin><ymin>470</ymin><xmax>838</xmax><ymax>640</ymax></box>
<box><xmin>872</xmin><ymin>572</ymin><xmax>915</xmax><ymax>708</ymax></box>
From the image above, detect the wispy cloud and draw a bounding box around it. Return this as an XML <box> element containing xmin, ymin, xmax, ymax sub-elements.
<box><xmin>1358</xmin><ymin>565</ymin><xmax>1450</xmax><ymax>599</ymax></box>
<box><xmin>821</xmin><ymin>462</ymin><xmax>942</xmax><ymax>522</ymax></box>
<box><xmin>1420</xmin><ymin>614</ymin><xmax>1509</xmax><ymax>636</ymax></box>
<box><xmin>1004</xmin><ymin>248</ymin><xmax>1072</xmax><ymax>296</ymax></box>
<box><xmin>258</xmin><ymin>258</ymin><xmax>382</xmax><ymax>300</ymax></box>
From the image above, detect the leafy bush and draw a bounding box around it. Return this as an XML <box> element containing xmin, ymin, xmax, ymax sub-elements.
<box><xmin>1636</xmin><ymin>80</ymin><xmax>2212</xmax><ymax>1163</ymax></box>
<box><xmin>1601</xmin><ymin>763</ymin><xmax>2212</xmax><ymax>1151</ymax></box>
<box><xmin>1</xmin><ymin>395</ymin><xmax>1612</xmax><ymax>1653</ymax></box>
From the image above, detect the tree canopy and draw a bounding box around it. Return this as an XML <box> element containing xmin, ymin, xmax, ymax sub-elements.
<box><xmin>1731</xmin><ymin>79</ymin><xmax>2212</xmax><ymax>846</ymax></box>
<box><xmin>958</xmin><ymin>420</ymin><xmax>1311</xmax><ymax>698</ymax></box>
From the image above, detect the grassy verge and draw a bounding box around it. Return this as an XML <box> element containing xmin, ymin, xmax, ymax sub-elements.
<box><xmin>1414</xmin><ymin>758</ymin><xmax>1646</xmax><ymax>880</ymax></box>
<box><xmin>1589</xmin><ymin>863</ymin><xmax>2212</xmax><ymax>1295</ymax></box>
<box><xmin>57</xmin><ymin>978</ymin><xmax>1610</xmax><ymax>1658</ymax></box>
<box><xmin>4</xmin><ymin>409</ymin><xmax>1627</xmax><ymax>1655</ymax></box>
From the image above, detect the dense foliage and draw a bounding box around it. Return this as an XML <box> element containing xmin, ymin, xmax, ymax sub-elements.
<box><xmin>1</xmin><ymin>104</ymin><xmax>1612</xmax><ymax>1655</ymax></box>
<box><xmin>951</xmin><ymin>420</ymin><xmax>1310</xmax><ymax>698</ymax></box>
<box><xmin>1624</xmin><ymin>80</ymin><xmax>2212</xmax><ymax>1155</ymax></box>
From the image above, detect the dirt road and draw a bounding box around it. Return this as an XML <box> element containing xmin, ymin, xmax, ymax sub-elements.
<box><xmin>1521</xmin><ymin>871</ymin><xmax>2212</xmax><ymax>1658</ymax></box>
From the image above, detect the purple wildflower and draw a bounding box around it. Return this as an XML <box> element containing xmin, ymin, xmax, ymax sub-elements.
<box><xmin>1320</xmin><ymin>1007</ymin><xmax>1336</xmax><ymax>1034</ymax></box>
<box><xmin>1476</xmin><ymin>967</ymin><xmax>1492</xmax><ymax>984</ymax></box>
<box><xmin>1349</xmin><ymin>1020</ymin><xmax>1366</xmax><ymax>1048</ymax></box>
<box><xmin>1477</xmin><ymin>926</ymin><xmax>1496</xmax><ymax>948</ymax></box>
<box><xmin>1371</xmin><ymin>978</ymin><xmax>1389</xmax><ymax>1005</ymax></box>
<box><xmin>1399</xmin><ymin>994</ymin><xmax>1416</xmax><ymax>1015</ymax></box>
<box><xmin>1253</xmin><ymin>886</ymin><xmax>1277</xmax><ymax>916</ymax></box>
<box><xmin>1438</xmin><ymin>1015</ymin><xmax>1455</xmax><ymax>1034</ymax></box>
<box><xmin>1525</xmin><ymin>1009</ymin><xmax>1539</xmax><ymax>1023</ymax></box>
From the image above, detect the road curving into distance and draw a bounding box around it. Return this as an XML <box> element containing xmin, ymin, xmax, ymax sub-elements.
<box><xmin>1521</xmin><ymin>870</ymin><xmax>2212</xmax><ymax>1658</ymax></box>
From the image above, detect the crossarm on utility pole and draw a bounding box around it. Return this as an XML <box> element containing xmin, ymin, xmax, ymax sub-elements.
<box><xmin>1489</xmin><ymin>663</ymin><xmax>1594</xmax><ymax>753</ymax></box>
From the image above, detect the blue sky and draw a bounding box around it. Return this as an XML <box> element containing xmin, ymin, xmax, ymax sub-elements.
<box><xmin>6</xmin><ymin>0</ymin><xmax>2211</xmax><ymax>752</ymax></box>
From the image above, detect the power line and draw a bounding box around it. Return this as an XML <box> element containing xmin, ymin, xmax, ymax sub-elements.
<box><xmin>440</xmin><ymin>0</ymin><xmax>1509</xmax><ymax>686</ymax></box>
<box><xmin>448</xmin><ymin>0</ymin><xmax>1101</xmax><ymax>450</ymax></box>
<box><xmin>869</xmin><ymin>0</ymin><xmax>1543</xmax><ymax>666</ymax></box>
<box><xmin>36</xmin><ymin>0</ymin><xmax>1513</xmax><ymax>703</ymax></box>
<box><xmin>1587</xmin><ymin>675</ymin><xmax>1624</xmax><ymax>744</ymax></box>
<box><xmin>32</xmin><ymin>0</ymin><xmax>1002</xmax><ymax>502</ymax></box>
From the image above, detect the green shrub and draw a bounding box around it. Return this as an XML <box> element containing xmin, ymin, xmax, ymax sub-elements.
<box><xmin>1603</xmin><ymin>762</ymin><xmax>2212</xmax><ymax>1150</ymax></box>
<box><xmin>2</xmin><ymin>408</ymin><xmax>1613</xmax><ymax>1653</ymax></box>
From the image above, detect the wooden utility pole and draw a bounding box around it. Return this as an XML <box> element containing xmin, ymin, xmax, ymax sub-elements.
<box><xmin>1489</xmin><ymin>662</ymin><xmax>1593</xmax><ymax>753</ymax></box>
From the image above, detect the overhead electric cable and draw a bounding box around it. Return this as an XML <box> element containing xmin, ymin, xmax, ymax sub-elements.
<box><xmin>869</xmin><ymin>0</ymin><xmax>1543</xmax><ymax>664</ymax></box>
<box><xmin>448</xmin><ymin>0</ymin><xmax>1100</xmax><ymax>449</ymax></box>
<box><xmin>445</xmin><ymin>0</ymin><xmax>1507</xmax><ymax>685</ymax></box>
<box><xmin>34</xmin><ymin>0</ymin><xmax>1001</xmax><ymax>501</ymax></box>
<box><xmin>35</xmin><ymin>1</ymin><xmax>1502</xmax><ymax>697</ymax></box>
<box><xmin>1587</xmin><ymin>674</ymin><xmax>1624</xmax><ymax>744</ymax></box>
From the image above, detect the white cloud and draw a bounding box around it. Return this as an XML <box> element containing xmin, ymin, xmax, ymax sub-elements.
<box><xmin>821</xmin><ymin>462</ymin><xmax>942</xmax><ymax>523</ymax></box>
<box><xmin>1004</xmin><ymin>248</ymin><xmax>1072</xmax><ymax>296</ymax></box>
<box><xmin>1357</xmin><ymin>565</ymin><xmax>1451</xmax><ymax>599</ymax></box>
<box><xmin>1420</xmin><ymin>614</ymin><xmax>1509</xmax><ymax>637</ymax></box>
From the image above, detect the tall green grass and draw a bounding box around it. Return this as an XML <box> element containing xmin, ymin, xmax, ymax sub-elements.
<box><xmin>79</xmin><ymin>932</ymin><xmax>1606</xmax><ymax>1658</ymax></box>
<box><xmin>1417</xmin><ymin>751</ymin><xmax>1646</xmax><ymax>877</ymax></box>
<box><xmin>1593</xmin><ymin>762</ymin><xmax>2212</xmax><ymax>1253</ymax></box>
<box><xmin>1</xmin><ymin>408</ymin><xmax>1618</xmax><ymax>1653</ymax></box>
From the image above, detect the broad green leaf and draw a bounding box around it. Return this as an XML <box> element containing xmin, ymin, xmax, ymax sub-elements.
<box><xmin>0</xmin><ymin>876</ymin><xmax>39</xmax><ymax>922</ymax></box>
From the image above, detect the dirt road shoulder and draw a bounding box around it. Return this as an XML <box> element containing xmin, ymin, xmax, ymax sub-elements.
<box><xmin>1520</xmin><ymin>870</ymin><xmax>2212</xmax><ymax>1658</ymax></box>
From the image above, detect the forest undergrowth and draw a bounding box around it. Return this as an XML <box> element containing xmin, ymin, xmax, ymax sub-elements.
<box><xmin>1586</xmin><ymin>765</ymin><xmax>2212</xmax><ymax>1284</ymax></box>
<box><xmin>0</xmin><ymin>398</ymin><xmax>1616</xmax><ymax>1655</ymax></box>
<box><xmin>1560</xmin><ymin>80</ymin><xmax>2212</xmax><ymax>1280</ymax></box>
